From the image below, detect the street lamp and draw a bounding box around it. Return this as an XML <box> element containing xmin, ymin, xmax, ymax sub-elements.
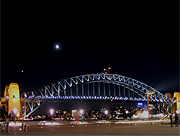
<box><xmin>104</xmin><ymin>110</ymin><xmax>108</xmax><ymax>115</ymax></box>
<box><xmin>49</xmin><ymin>109</ymin><xmax>54</xmax><ymax>123</ymax></box>
<box><xmin>125</xmin><ymin>110</ymin><xmax>129</xmax><ymax>119</ymax></box>
<box><xmin>104</xmin><ymin>110</ymin><xmax>108</xmax><ymax>122</ymax></box>
<box><xmin>108</xmin><ymin>67</ymin><xmax>112</xmax><ymax>73</ymax></box>
<box><xmin>146</xmin><ymin>92</ymin><xmax>155</xmax><ymax>119</ymax></box>
<box><xmin>49</xmin><ymin>109</ymin><xmax>54</xmax><ymax>115</ymax></box>
<box><xmin>79</xmin><ymin>109</ymin><xmax>84</xmax><ymax>115</ymax></box>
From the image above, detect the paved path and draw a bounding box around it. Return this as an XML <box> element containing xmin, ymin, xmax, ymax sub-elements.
<box><xmin>1</xmin><ymin>122</ymin><xmax>179</xmax><ymax>136</ymax></box>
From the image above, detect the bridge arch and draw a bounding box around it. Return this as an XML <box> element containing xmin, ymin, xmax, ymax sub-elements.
<box><xmin>22</xmin><ymin>73</ymin><xmax>164</xmax><ymax>117</ymax></box>
<box><xmin>24</xmin><ymin>73</ymin><xmax>164</xmax><ymax>101</ymax></box>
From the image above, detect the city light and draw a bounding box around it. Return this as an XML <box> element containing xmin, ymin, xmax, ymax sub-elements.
<box><xmin>79</xmin><ymin>109</ymin><xmax>84</xmax><ymax>115</ymax></box>
<box><xmin>49</xmin><ymin>109</ymin><xmax>54</xmax><ymax>115</ymax></box>
<box><xmin>108</xmin><ymin>67</ymin><xmax>112</xmax><ymax>73</ymax></box>
<box><xmin>104</xmin><ymin>110</ymin><xmax>108</xmax><ymax>115</ymax></box>
<box><xmin>137</xmin><ymin>102</ymin><xmax>143</xmax><ymax>106</ymax></box>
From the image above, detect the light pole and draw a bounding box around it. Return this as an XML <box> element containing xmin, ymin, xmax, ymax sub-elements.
<box><xmin>49</xmin><ymin>109</ymin><xmax>54</xmax><ymax>124</ymax></box>
<box><xmin>146</xmin><ymin>92</ymin><xmax>155</xmax><ymax>119</ymax></box>
<box><xmin>108</xmin><ymin>67</ymin><xmax>111</xmax><ymax>73</ymax></box>
<box><xmin>125</xmin><ymin>110</ymin><xmax>129</xmax><ymax>119</ymax></box>
<box><xmin>104</xmin><ymin>110</ymin><xmax>108</xmax><ymax>123</ymax></box>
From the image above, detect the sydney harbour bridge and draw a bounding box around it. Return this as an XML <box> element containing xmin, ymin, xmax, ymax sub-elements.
<box><xmin>20</xmin><ymin>73</ymin><xmax>166</xmax><ymax>117</ymax></box>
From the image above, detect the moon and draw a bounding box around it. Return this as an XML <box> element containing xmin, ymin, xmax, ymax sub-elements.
<box><xmin>55</xmin><ymin>44</ymin><xmax>60</xmax><ymax>49</ymax></box>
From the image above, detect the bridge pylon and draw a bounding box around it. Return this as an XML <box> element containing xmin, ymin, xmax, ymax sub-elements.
<box><xmin>4</xmin><ymin>83</ymin><xmax>22</xmax><ymax>118</ymax></box>
<box><xmin>173</xmin><ymin>92</ymin><xmax>180</xmax><ymax>113</ymax></box>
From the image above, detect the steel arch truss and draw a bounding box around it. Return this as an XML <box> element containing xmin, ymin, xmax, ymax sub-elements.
<box><xmin>22</xmin><ymin>73</ymin><xmax>164</xmax><ymax>116</ymax></box>
<box><xmin>21</xmin><ymin>98</ymin><xmax>46</xmax><ymax>117</ymax></box>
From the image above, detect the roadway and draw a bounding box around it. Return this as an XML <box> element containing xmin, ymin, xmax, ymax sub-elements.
<box><xmin>1</xmin><ymin>120</ymin><xmax>179</xmax><ymax>135</ymax></box>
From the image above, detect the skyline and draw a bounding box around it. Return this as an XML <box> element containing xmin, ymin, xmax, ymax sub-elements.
<box><xmin>1</xmin><ymin>1</ymin><xmax>179</xmax><ymax>97</ymax></box>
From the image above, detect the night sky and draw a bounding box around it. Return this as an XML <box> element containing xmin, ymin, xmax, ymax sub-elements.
<box><xmin>1</xmin><ymin>1</ymin><xmax>179</xmax><ymax>99</ymax></box>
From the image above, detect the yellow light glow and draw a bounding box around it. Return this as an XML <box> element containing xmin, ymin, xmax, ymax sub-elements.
<box><xmin>146</xmin><ymin>92</ymin><xmax>155</xmax><ymax>95</ymax></box>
